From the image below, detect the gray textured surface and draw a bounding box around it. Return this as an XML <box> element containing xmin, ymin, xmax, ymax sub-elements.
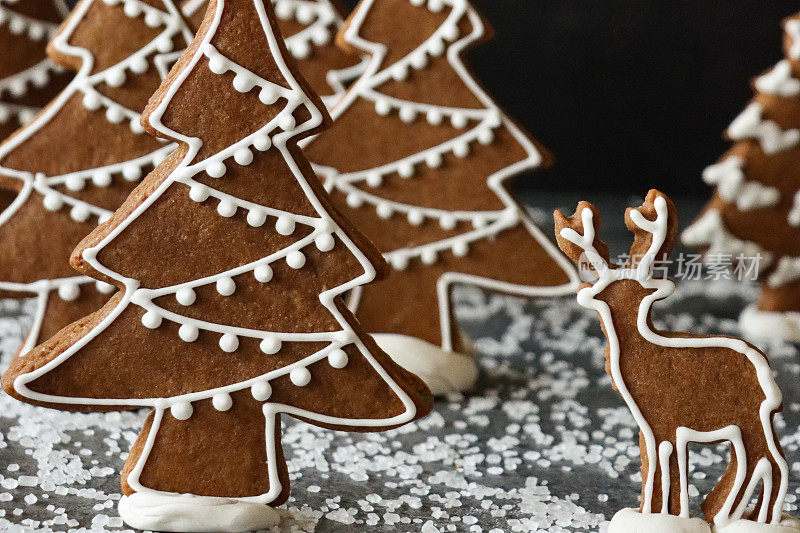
<box><xmin>2</xmin><ymin>277</ymin><xmax>800</xmax><ymax>532</ymax></box>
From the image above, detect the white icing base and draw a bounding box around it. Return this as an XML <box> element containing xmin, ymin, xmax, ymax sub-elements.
<box><xmin>118</xmin><ymin>493</ymin><xmax>280</xmax><ymax>532</ymax></box>
<box><xmin>372</xmin><ymin>333</ymin><xmax>478</xmax><ymax>395</ymax></box>
<box><xmin>740</xmin><ymin>305</ymin><xmax>800</xmax><ymax>344</ymax></box>
<box><xmin>608</xmin><ymin>509</ymin><xmax>711</xmax><ymax>533</ymax></box>
<box><xmin>714</xmin><ymin>515</ymin><xmax>800</xmax><ymax>532</ymax></box>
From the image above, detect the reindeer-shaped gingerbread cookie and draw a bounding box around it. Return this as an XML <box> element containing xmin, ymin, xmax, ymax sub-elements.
<box><xmin>555</xmin><ymin>190</ymin><xmax>797</xmax><ymax>532</ymax></box>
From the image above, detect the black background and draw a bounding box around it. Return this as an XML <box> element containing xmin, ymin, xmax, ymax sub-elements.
<box><xmin>335</xmin><ymin>1</ymin><xmax>800</xmax><ymax>196</ymax></box>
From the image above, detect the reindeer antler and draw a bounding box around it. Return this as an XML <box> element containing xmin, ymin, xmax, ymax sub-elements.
<box><xmin>554</xmin><ymin>201</ymin><xmax>611</xmax><ymax>276</ymax></box>
<box><xmin>625</xmin><ymin>189</ymin><xmax>678</xmax><ymax>274</ymax></box>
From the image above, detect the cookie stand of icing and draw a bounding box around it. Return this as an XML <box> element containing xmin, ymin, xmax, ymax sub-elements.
<box><xmin>554</xmin><ymin>190</ymin><xmax>798</xmax><ymax>533</ymax></box>
<box><xmin>1</xmin><ymin>0</ymin><xmax>432</xmax><ymax>530</ymax></box>
<box><xmin>304</xmin><ymin>0</ymin><xmax>580</xmax><ymax>395</ymax></box>
<box><xmin>0</xmin><ymin>0</ymin><xmax>71</xmax><ymax>141</ymax></box>
<box><xmin>181</xmin><ymin>0</ymin><xmax>366</xmax><ymax>110</ymax></box>
<box><xmin>0</xmin><ymin>0</ymin><xmax>193</xmax><ymax>356</ymax></box>
<box><xmin>682</xmin><ymin>13</ymin><xmax>800</xmax><ymax>344</ymax></box>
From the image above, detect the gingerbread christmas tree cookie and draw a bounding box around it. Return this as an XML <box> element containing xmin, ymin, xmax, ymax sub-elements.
<box><xmin>0</xmin><ymin>0</ymin><xmax>72</xmax><ymax>140</ymax></box>
<box><xmin>555</xmin><ymin>190</ymin><xmax>799</xmax><ymax>533</ymax></box>
<box><xmin>304</xmin><ymin>0</ymin><xmax>579</xmax><ymax>394</ymax></box>
<box><xmin>183</xmin><ymin>0</ymin><xmax>365</xmax><ymax>109</ymax></box>
<box><xmin>2</xmin><ymin>0</ymin><xmax>432</xmax><ymax>529</ymax></box>
<box><xmin>0</xmin><ymin>0</ymin><xmax>193</xmax><ymax>355</ymax></box>
<box><xmin>683</xmin><ymin>13</ymin><xmax>800</xmax><ymax>344</ymax></box>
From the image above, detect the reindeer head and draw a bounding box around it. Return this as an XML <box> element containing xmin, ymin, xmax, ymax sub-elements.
<box><xmin>554</xmin><ymin>190</ymin><xmax>678</xmax><ymax>307</ymax></box>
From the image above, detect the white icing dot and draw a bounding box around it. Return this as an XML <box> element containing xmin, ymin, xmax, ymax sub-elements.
<box><xmin>105</xmin><ymin>106</ymin><xmax>125</xmax><ymax>123</ymax></box>
<box><xmin>315</xmin><ymin>233</ymin><xmax>335</xmax><ymax>252</ymax></box>
<box><xmin>189</xmin><ymin>183</ymin><xmax>210</xmax><ymax>202</ymax></box>
<box><xmin>426</xmin><ymin>109</ymin><xmax>443</xmax><ymax>125</ymax></box>
<box><xmin>208</xmin><ymin>55</ymin><xmax>228</xmax><ymax>74</ymax></box>
<box><xmin>428</xmin><ymin>37</ymin><xmax>445</xmax><ymax>56</ymax></box>
<box><xmin>141</xmin><ymin>310</ymin><xmax>162</xmax><ymax>329</ymax></box>
<box><xmin>428</xmin><ymin>0</ymin><xmax>444</xmax><ymax>12</ymax></box>
<box><xmin>398</xmin><ymin>162</ymin><xmax>415</xmax><ymax>178</ymax></box>
<box><xmin>452</xmin><ymin>241</ymin><xmax>469</xmax><ymax>257</ymax></box>
<box><xmin>82</xmin><ymin>92</ymin><xmax>102</xmax><ymax>110</ymax></box>
<box><xmin>451</xmin><ymin>112</ymin><xmax>467</xmax><ymax>129</ymax></box>
<box><xmin>217</xmin><ymin>199</ymin><xmax>237</xmax><ymax>217</ymax></box>
<box><xmin>478</xmin><ymin>128</ymin><xmax>495</xmax><ymax>145</ymax></box>
<box><xmin>219</xmin><ymin>333</ymin><xmax>239</xmax><ymax>353</ymax></box>
<box><xmin>65</xmin><ymin>175</ymin><xmax>85</xmax><ymax>191</ymax></box>
<box><xmin>144</xmin><ymin>10</ymin><xmax>161</xmax><ymax>28</ymax></box>
<box><xmin>253</xmin><ymin>133</ymin><xmax>272</xmax><ymax>151</ymax></box>
<box><xmin>276</xmin><ymin>0</ymin><xmax>294</xmax><ymax>18</ymax></box>
<box><xmin>346</xmin><ymin>192</ymin><xmax>363</xmax><ymax>208</ymax></box>
<box><xmin>42</xmin><ymin>192</ymin><xmax>63</xmax><ymax>211</ymax></box>
<box><xmin>311</xmin><ymin>27</ymin><xmax>329</xmax><ymax>46</ymax></box>
<box><xmin>286</xmin><ymin>251</ymin><xmax>306</xmax><ymax>269</ymax></box>
<box><xmin>407</xmin><ymin>209</ymin><xmax>424</xmax><ymax>226</ymax></box>
<box><xmin>410</xmin><ymin>0</ymin><xmax>425</xmax><ymax>5</ymax></box>
<box><xmin>216</xmin><ymin>277</ymin><xmax>236</xmax><ymax>296</ymax></box>
<box><xmin>442</xmin><ymin>21</ymin><xmax>459</xmax><ymax>41</ymax></box>
<box><xmin>246</xmin><ymin>207</ymin><xmax>267</xmax><ymax>227</ymax></box>
<box><xmin>122</xmin><ymin>165</ymin><xmax>142</xmax><ymax>182</ymax></box>
<box><xmin>390</xmin><ymin>254</ymin><xmax>409</xmax><ymax>270</ymax></box>
<box><xmin>176</xmin><ymin>287</ymin><xmax>196</xmax><ymax>306</ymax></box>
<box><xmin>130</xmin><ymin>118</ymin><xmax>145</xmax><ymax>134</ymax></box>
<box><xmin>291</xmin><ymin>40</ymin><xmax>311</xmax><ymax>60</ymax></box>
<box><xmin>275</xmin><ymin>216</ymin><xmax>296</xmax><ymax>235</ymax></box>
<box><xmin>70</xmin><ymin>204</ymin><xmax>91</xmax><ymax>222</ymax></box>
<box><xmin>95</xmin><ymin>281</ymin><xmax>115</xmax><ymax>294</ymax></box>
<box><xmin>251</xmin><ymin>380</ymin><xmax>272</xmax><ymax>401</ymax></box>
<box><xmin>178</xmin><ymin>323</ymin><xmax>199</xmax><ymax>342</ymax></box>
<box><xmin>170</xmin><ymin>402</ymin><xmax>193</xmax><ymax>420</ymax></box>
<box><xmin>260</xmin><ymin>336</ymin><xmax>281</xmax><ymax>354</ymax></box>
<box><xmin>421</xmin><ymin>249</ymin><xmax>437</xmax><ymax>265</ymax></box>
<box><xmin>57</xmin><ymin>283</ymin><xmax>80</xmax><ymax>302</ymax></box>
<box><xmin>328</xmin><ymin>349</ymin><xmax>348</xmax><ymax>369</ymax></box>
<box><xmin>105</xmin><ymin>68</ymin><xmax>126</xmax><ymax>87</ymax></box>
<box><xmin>426</xmin><ymin>151</ymin><xmax>443</xmax><ymax>168</ymax></box>
<box><xmin>206</xmin><ymin>161</ymin><xmax>226</xmax><ymax>178</ymax></box>
<box><xmin>233</xmin><ymin>73</ymin><xmax>256</xmax><ymax>93</ymax></box>
<box><xmin>156</xmin><ymin>35</ymin><xmax>173</xmax><ymax>53</ymax></box>
<box><xmin>131</xmin><ymin>56</ymin><xmax>150</xmax><ymax>74</ymax></box>
<box><xmin>234</xmin><ymin>147</ymin><xmax>254</xmax><ymax>166</ymax></box>
<box><xmin>90</xmin><ymin>170</ymin><xmax>112</xmax><ymax>187</ymax></box>
<box><xmin>212</xmin><ymin>393</ymin><xmax>233</xmax><ymax>411</ymax></box>
<box><xmin>254</xmin><ymin>264</ymin><xmax>273</xmax><ymax>283</ymax></box>
<box><xmin>399</xmin><ymin>106</ymin><xmax>417</xmax><ymax>123</ymax></box>
<box><xmin>440</xmin><ymin>214</ymin><xmax>457</xmax><ymax>230</ymax></box>
<box><xmin>366</xmin><ymin>172</ymin><xmax>382</xmax><ymax>187</ymax></box>
<box><xmin>391</xmin><ymin>64</ymin><xmax>409</xmax><ymax>81</ymax></box>
<box><xmin>376</xmin><ymin>202</ymin><xmax>393</xmax><ymax>219</ymax></box>
<box><xmin>453</xmin><ymin>141</ymin><xmax>470</xmax><ymax>158</ymax></box>
<box><xmin>295</xmin><ymin>3</ymin><xmax>314</xmax><ymax>23</ymax></box>
<box><xmin>290</xmin><ymin>367</ymin><xmax>311</xmax><ymax>387</ymax></box>
<box><xmin>375</xmin><ymin>98</ymin><xmax>391</xmax><ymax>116</ymax></box>
<box><xmin>123</xmin><ymin>0</ymin><xmax>141</xmax><ymax>17</ymax></box>
<box><xmin>259</xmin><ymin>86</ymin><xmax>278</xmax><ymax>105</ymax></box>
<box><xmin>278</xmin><ymin>113</ymin><xmax>296</xmax><ymax>131</ymax></box>
<box><xmin>409</xmin><ymin>51</ymin><xmax>428</xmax><ymax>70</ymax></box>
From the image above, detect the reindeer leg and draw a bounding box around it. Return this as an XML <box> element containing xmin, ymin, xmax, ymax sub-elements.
<box><xmin>703</xmin><ymin>438</ymin><xmax>749</xmax><ymax>525</ymax></box>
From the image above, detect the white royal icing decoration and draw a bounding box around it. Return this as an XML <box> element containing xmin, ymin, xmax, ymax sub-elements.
<box><xmin>9</xmin><ymin>1</ymin><xmax>419</xmax><ymax>528</ymax></box>
<box><xmin>785</xmin><ymin>19</ymin><xmax>800</xmax><ymax>61</ymax></box>
<box><xmin>310</xmin><ymin>0</ymin><xmax>579</xmax><ymax>365</ymax></box>
<box><xmin>755</xmin><ymin>60</ymin><xmax>800</xmax><ymax>97</ymax></box>
<box><xmin>0</xmin><ymin>0</ymin><xmax>194</xmax><ymax>354</ymax></box>
<box><xmin>681</xmin><ymin>209</ymin><xmax>773</xmax><ymax>271</ymax></box>
<box><xmin>702</xmin><ymin>156</ymin><xmax>780</xmax><ymax>211</ymax></box>
<box><xmin>727</xmin><ymin>103</ymin><xmax>800</xmax><ymax>155</ymax></box>
<box><xmin>562</xmin><ymin>196</ymin><xmax>788</xmax><ymax>527</ymax></box>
